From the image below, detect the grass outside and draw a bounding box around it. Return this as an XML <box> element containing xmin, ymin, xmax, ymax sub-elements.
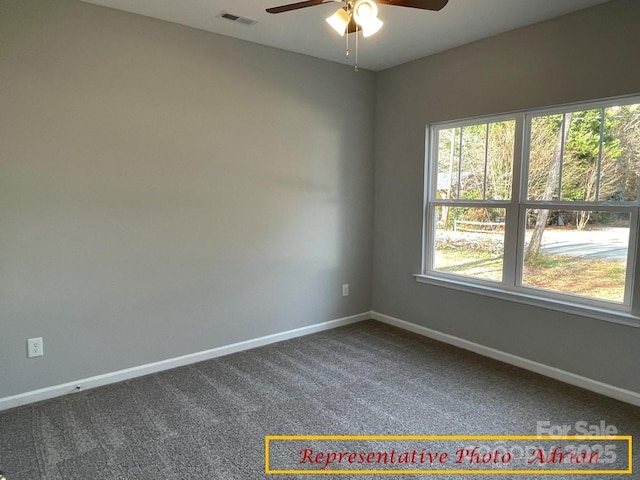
<box><xmin>435</xmin><ymin>249</ymin><xmax>625</xmax><ymax>302</ymax></box>
<box><xmin>435</xmin><ymin>250</ymin><xmax>503</xmax><ymax>282</ymax></box>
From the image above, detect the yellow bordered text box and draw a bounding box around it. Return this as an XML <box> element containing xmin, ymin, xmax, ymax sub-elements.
<box><xmin>264</xmin><ymin>434</ymin><xmax>632</xmax><ymax>475</ymax></box>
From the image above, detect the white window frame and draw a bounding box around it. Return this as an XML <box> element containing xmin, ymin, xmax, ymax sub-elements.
<box><xmin>417</xmin><ymin>95</ymin><xmax>640</xmax><ymax>327</ymax></box>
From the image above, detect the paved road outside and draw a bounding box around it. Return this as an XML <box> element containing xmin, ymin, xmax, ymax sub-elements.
<box><xmin>438</xmin><ymin>227</ymin><xmax>629</xmax><ymax>261</ymax></box>
<box><xmin>536</xmin><ymin>227</ymin><xmax>628</xmax><ymax>261</ymax></box>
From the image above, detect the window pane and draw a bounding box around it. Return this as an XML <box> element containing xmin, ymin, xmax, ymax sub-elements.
<box><xmin>460</xmin><ymin>124</ymin><xmax>487</xmax><ymax>199</ymax></box>
<box><xmin>522</xmin><ymin>209</ymin><xmax>629</xmax><ymax>303</ymax></box>
<box><xmin>434</xmin><ymin>207</ymin><xmax>505</xmax><ymax>282</ymax></box>
<box><xmin>528</xmin><ymin>114</ymin><xmax>563</xmax><ymax>200</ymax></box>
<box><xmin>561</xmin><ymin>109</ymin><xmax>601</xmax><ymax>202</ymax></box>
<box><xmin>486</xmin><ymin>120</ymin><xmax>515</xmax><ymax>200</ymax></box>
<box><xmin>528</xmin><ymin>104</ymin><xmax>640</xmax><ymax>203</ymax></box>
<box><xmin>437</xmin><ymin>128</ymin><xmax>459</xmax><ymax>199</ymax></box>
<box><xmin>599</xmin><ymin>104</ymin><xmax>640</xmax><ymax>201</ymax></box>
<box><xmin>437</xmin><ymin>121</ymin><xmax>515</xmax><ymax>201</ymax></box>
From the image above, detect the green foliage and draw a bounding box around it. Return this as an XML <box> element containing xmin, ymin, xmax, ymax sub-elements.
<box><xmin>562</xmin><ymin>109</ymin><xmax>622</xmax><ymax>202</ymax></box>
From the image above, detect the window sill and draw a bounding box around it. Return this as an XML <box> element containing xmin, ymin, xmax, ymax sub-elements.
<box><xmin>414</xmin><ymin>274</ymin><xmax>640</xmax><ymax>328</ymax></box>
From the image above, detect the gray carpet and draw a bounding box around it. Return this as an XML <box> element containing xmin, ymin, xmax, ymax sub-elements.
<box><xmin>0</xmin><ymin>320</ymin><xmax>638</xmax><ymax>479</ymax></box>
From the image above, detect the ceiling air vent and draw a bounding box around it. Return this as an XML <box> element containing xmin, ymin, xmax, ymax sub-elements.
<box><xmin>216</xmin><ymin>11</ymin><xmax>258</xmax><ymax>26</ymax></box>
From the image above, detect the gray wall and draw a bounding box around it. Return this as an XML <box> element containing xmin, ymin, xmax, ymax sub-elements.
<box><xmin>3</xmin><ymin>0</ymin><xmax>639</xmax><ymax>401</ymax></box>
<box><xmin>0</xmin><ymin>0</ymin><xmax>374</xmax><ymax>397</ymax></box>
<box><xmin>373</xmin><ymin>0</ymin><xmax>640</xmax><ymax>393</ymax></box>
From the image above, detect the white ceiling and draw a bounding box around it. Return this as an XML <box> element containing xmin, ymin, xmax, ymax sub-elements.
<box><xmin>79</xmin><ymin>0</ymin><xmax>610</xmax><ymax>71</ymax></box>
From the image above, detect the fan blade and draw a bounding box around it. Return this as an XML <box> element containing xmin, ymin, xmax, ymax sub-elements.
<box><xmin>266</xmin><ymin>0</ymin><xmax>330</xmax><ymax>14</ymax></box>
<box><xmin>376</xmin><ymin>0</ymin><xmax>448</xmax><ymax>11</ymax></box>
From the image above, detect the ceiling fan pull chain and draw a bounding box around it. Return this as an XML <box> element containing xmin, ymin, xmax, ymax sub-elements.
<box><xmin>346</xmin><ymin>27</ymin><xmax>350</xmax><ymax>60</ymax></box>
<box><xmin>354</xmin><ymin>28</ymin><xmax>359</xmax><ymax>72</ymax></box>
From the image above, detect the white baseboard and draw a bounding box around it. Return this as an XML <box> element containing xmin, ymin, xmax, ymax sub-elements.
<box><xmin>6</xmin><ymin>310</ymin><xmax>637</xmax><ymax>411</ymax></box>
<box><xmin>0</xmin><ymin>311</ymin><xmax>372</xmax><ymax>412</ymax></box>
<box><xmin>372</xmin><ymin>311</ymin><xmax>640</xmax><ymax>408</ymax></box>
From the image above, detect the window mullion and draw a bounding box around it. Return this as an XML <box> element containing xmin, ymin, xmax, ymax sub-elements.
<box><xmin>625</xmin><ymin>208</ymin><xmax>640</xmax><ymax>316</ymax></box>
<box><xmin>625</xmin><ymin>209</ymin><xmax>639</xmax><ymax>308</ymax></box>
<box><xmin>456</xmin><ymin>128</ymin><xmax>463</xmax><ymax>199</ymax></box>
<box><xmin>557</xmin><ymin>113</ymin><xmax>566</xmax><ymax>200</ymax></box>
<box><xmin>503</xmin><ymin>113</ymin><xmax>526</xmax><ymax>287</ymax></box>
<box><xmin>595</xmin><ymin>108</ymin><xmax>605</xmax><ymax>201</ymax></box>
<box><xmin>482</xmin><ymin>123</ymin><xmax>489</xmax><ymax>200</ymax></box>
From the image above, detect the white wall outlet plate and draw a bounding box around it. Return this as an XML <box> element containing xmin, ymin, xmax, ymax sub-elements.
<box><xmin>27</xmin><ymin>337</ymin><xmax>44</xmax><ymax>358</ymax></box>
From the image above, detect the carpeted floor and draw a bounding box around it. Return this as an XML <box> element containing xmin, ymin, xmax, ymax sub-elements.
<box><xmin>0</xmin><ymin>320</ymin><xmax>638</xmax><ymax>479</ymax></box>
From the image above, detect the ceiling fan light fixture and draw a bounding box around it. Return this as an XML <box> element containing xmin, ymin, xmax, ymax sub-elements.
<box><xmin>267</xmin><ymin>0</ymin><xmax>449</xmax><ymax>70</ymax></box>
<box><xmin>353</xmin><ymin>0</ymin><xmax>377</xmax><ymax>20</ymax></box>
<box><xmin>352</xmin><ymin>0</ymin><xmax>383</xmax><ymax>37</ymax></box>
<box><xmin>360</xmin><ymin>16</ymin><xmax>383</xmax><ymax>37</ymax></box>
<box><xmin>326</xmin><ymin>7</ymin><xmax>350</xmax><ymax>36</ymax></box>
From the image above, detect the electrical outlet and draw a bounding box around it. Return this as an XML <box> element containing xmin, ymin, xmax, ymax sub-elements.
<box><xmin>342</xmin><ymin>283</ymin><xmax>349</xmax><ymax>296</ymax></box>
<box><xmin>27</xmin><ymin>337</ymin><xmax>43</xmax><ymax>358</ymax></box>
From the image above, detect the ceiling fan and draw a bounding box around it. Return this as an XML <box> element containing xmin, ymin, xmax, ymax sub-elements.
<box><xmin>266</xmin><ymin>0</ymin><xmax>449</xmax><ymax>37</ymax></box>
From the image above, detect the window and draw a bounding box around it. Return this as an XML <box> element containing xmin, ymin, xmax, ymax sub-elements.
<box><xmin>421</xmin><ymin>96</ymin><xmax>640</xmax><ymax>324</ymax></box>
